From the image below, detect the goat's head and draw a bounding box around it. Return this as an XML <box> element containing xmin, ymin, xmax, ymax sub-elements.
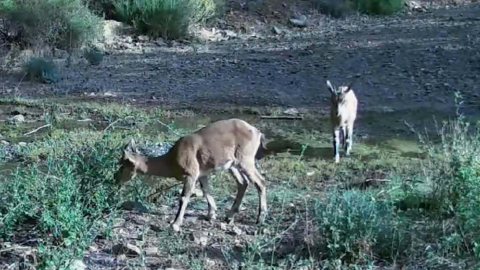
<box><xmin>327</xmin><ymin>80</ymin><xmax>354</xmax><ymax>104</ymax></box>
<box><xmin>114</xmin><ymin>139</ymin><xmax>146</xmax><ymax>185</ymax></box>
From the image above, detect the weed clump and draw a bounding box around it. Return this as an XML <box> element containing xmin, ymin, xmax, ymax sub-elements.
<box><xmin>314</xmin><ymin>190</ymin><xmax>405</xmax><ymax>265</ymax></box>
<box><xmin>22</xmin><ymin>57</ymin><xmax>60</xmax><ymax>84</ymax></box>
<box><xmin>314</xmin><ymin>0</ymin><xmax>405</xmax><ymax>17</ymax></box>
<box><xmin>420</xmin><ymin>113</ymin><xmax>480</xmax><ymax>259</ymax></box>
<box><xmin>0</xmin><ymin>0</ymin><xmax>102</xmax><ymax>49</ymax></box>
<box><xmin>0</xmin><ymin>131</ymin><xmax>123</xmax><ymax>267</ymax></box>
<box><xmin>83</xmin><ymin>46</ymin><xmax>105</xmax><ymax>65</ymax></box>
<box><xmin>112</xmin><ymin>0</ymin><xmax>223</xmax><ymax>39</ymax></box>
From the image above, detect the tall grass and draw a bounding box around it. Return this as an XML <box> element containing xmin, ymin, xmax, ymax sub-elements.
<box><xmin>418</xmin><ymin>113</ymin><xmax>480</xmax><ymax>259</ymax></box>
<box><xmin>0</xmin><ymin>0</ymin><xmax>102</xmax><ymax>49</ymax></box>
<box><xmin>0</xmin><ymin>131</ymin><xmax>123</xmax><ymax>267</ymax></box>
<box><xmin>112</xmin><ymin>0</ymin><xmax>223</xmax><ymax>39</ymax></box>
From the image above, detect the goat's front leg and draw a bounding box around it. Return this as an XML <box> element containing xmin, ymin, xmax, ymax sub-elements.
<box><xmin>172</xmin><ymin>175</ymin><xmax>196</xmax><ymax>232</ymax></box>
<box><xmin>333</xmin><ymin>128</ymin><xmax>341</xmax><ymax>163</ymax></box>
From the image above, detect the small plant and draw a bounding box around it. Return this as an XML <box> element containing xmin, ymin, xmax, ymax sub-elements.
<box><xmin>314</xmin><ymin>190</ymin><xmax>405</xmax><ymax>264</ymax></box>
<box><xmin>1</xmin><ymin>0</ymin><xmax>102</xmax><ymax>49</ymax></box>
<box><xmin>22</xmin><ymin>57</ymin><xmax>60</xmax><ymax>84</ymax></box>
<box><xmin>313</xmin><ymin>0</ymin><xmax>404</xmax><ymax>17</ymax></box>
<box><xmin>83</xmin><ymin>46</ymin><xmax>105</xmax><ymax>65</ymax></box>
<box><xmin>112</xmin><ymin>0</ymin><xmax>223</xmax><ymax>39</ymax></box>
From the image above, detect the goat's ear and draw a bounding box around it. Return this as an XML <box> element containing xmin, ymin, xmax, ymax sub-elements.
<box><xmin>326</xmin><ymin>80</ymin><xmax>335</xmax><ymax>94</ymax></box>
<box><xmin>344</xmin><ymin>81</ymin><xmax>354</xmax><ymax>94</ymax></box>
<box><xmin>125</xmin><ymin>138</ymin><xmax>138</xmax><ymax>153</ymax></box>
<box><xmin>122</xmin><ymin>150</ymin><xmax>137</xmax><ymax>164</ymax></box>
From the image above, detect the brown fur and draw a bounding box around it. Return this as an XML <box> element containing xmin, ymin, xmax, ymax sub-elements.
<box><xmin>114</xmin><ymin>118</ymin><xmax>268</xmax><ymax>231</ymax></box>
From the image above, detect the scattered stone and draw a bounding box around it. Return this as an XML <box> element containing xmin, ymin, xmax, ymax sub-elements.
<box><xmin>405</xmin><ymin>1</ymin><xmax>427</xmax><ymax>12</ymax></box>
<box><xmin>69</xmin><ymin>260</ymin><xmax>86</xmax><ymax>270</ymax></box>
<box><xmin>144</xmin><ymin>247</ymin><xmax>158</xmax><ymax>256</ymax></box>
<box><xmin>231</xmin><ymin>226</ymin><xmax>243</xmax><ymax>236</ymax></box>
<box><xmin>18</xmin><ymin>142</ymin><xmax>27</xmax><ymax>147</ymax></box>
<box><xmin>155</xmin><ymin>39</ymin><xmax>167</xmax><ymax>47</ymax></box>
<box><xmin>223</xmin><ymin>30</ymin><xmax>237</xmax><ymax>39</ymax></box>
<box><xmin>272</xmin><ymin>26</ymin><xmax>282</xmax><ymax>35</ymax></box>
<box><xmin>112</xmin><ymin>243</ymin><xmax>141</xmax><ymax>256</ymax></box>
<box><xmin>289</xmin><ymin>15</ymin><xmax>307</xmax><ymax>28</ymax></box>
<box><xmin>7</xmin><ymin>114</ymin><xmax>25</xmax><ymax>125</ymax></box>
<box><xmin>137</xmin><ymin>35</ymin><xmax>149</xmax><ymax>42</ymax></box>
<box><xmin>189</xmin><ymin>232</ymin><xmax>208</xmax><ymax>247</ymax></box>
<box><xmin>306</xmin><ymin>171</ymin><xmax>315</xmax><ymax>176</ymax></box>
<box><xmin>88</xmin><ymin>245</ymin><xmax>98</xmax><ymax>252</ymax></box>
<box><xmin>205</xmin><ymin>258</ymin><xmax>216</xmax><ymax>268</ymax></box>
<box><xmin>0</xmin><ymin>140</ymin><xmax>6</xmax><ymax>145</ymax></box>
<box><xmin>219</xmin><ymin>222</ymin><xmax>227</xmax><ymax>231</ymax></box>
<box><xmin>283</xmin><ymin>108</ymin><xmax>299</xmax><ymax>115</ymax></box>
<box><xmin>120</xmin><ymin>201</ymin><xmax>148</xmax><ymax>213</ymax></box>
<box><xmin>103</xmin><ymin>92</ymin><xmax>117</xmax><ymax>97</ymax></box>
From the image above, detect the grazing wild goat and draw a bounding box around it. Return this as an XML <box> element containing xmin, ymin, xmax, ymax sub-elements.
<box><xmin>327</xmin><ymin>80</ymin><xmax>358</xmax><ymax>163</ymax></box>
<box><xmin>114</xmin><ymin>118</ymin><xmax>269</xmax><ymax>232</ymax></box>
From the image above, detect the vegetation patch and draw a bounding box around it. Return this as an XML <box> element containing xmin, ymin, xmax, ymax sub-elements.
<box><xmin>314</xmin><ymin>0</ymin><xmax>405</xmax><ymax>17</ymax></box>
<box><xmin>22</xmin><ymin>57</ymin><xmax>60</xmax><ymax>83</ymax></box>
<box><xmin>111</xmin><ymin>0</ymin><xmax>223</xmax><ymax>39</ymax></box>
<box><xmin>0</xmin><ymin>0</ymin><xmax>102</xmax><ymax>49</ymax></box>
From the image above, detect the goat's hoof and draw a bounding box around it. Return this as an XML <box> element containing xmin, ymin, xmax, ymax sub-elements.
<box><xmin>171</xmin><ymin>223</ymin><xmax>181</xmax><ymax>232</ymax></box>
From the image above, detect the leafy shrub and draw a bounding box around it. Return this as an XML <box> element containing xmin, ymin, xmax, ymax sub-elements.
<box><xmin>419</xmin><ymin>110</ymin><xmax>480</xmax><ymax>258</ymax></box>
<box><xmin>22</xmin><ymin>57</ymin><xmax>60</xmax><ymax>84</ymax></box>
<box><xmin>313</xmin><ymin>0</ymin><xmax>404</xmax><ymax>17</ymax></box>
<box><xmin>83</xmin><ymin>46</ymin><xmax>105</xmax><ymax>65</ymax></box>
<box><xmin>111</xmin><ymin>0</ymin><xmax>223</xmax><ymax>39</ymax></box>
<box><xmin>314</xmin><ymin>190</ymin><xmax>406</xmax><ymax>264</ymax></box>
<box><xmin>0</xmin><ymin>0</ymin><xmax>102</xmax><ymax>49</ymax></box>
<box><xmin>0</xmin><ymin>132</ymin><xmax>122</xmax><ymax>267</ymax></box>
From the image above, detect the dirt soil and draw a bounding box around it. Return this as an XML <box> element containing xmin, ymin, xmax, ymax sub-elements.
<box><xmin>1</xmin><ymin>1</ymin><xmax>479</xmax><ymax>116</ymax></box>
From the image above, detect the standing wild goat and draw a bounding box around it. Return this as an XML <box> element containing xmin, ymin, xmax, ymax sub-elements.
<box><xmin>327</xmin><ymin>80</ymin><xmax>358</xmax><ymax>163</ymax></box>
<box><xmin>114</xmin><ymin>119</ymin><xmax>269</xmax><ymax>232</ymax></box>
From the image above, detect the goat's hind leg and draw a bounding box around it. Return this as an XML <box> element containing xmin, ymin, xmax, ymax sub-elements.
<box><xmin>198</xmin><ymin>176</ymin><xmax>217</xmax><ymax>221</ymax></box>
<box><xmin>226</xmin><ymin>167</ymin><xmax>248</xmax><ymax>224</ymax></box>
<box><xmin>239</xmin><ymin>163</ymin><xmax>267</xmax><ymax>225</ymax></box>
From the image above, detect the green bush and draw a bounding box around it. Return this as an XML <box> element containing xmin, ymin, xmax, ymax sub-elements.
<box><xmin>111</xmin><ymin>0</ymin><xmax>223</xmax><ymax>39</ymax></box>
<box><xmin>314</xmin><ymin>190</ymin><xmax>406</xmax><ymax>265</ymax></box>
<box><xmin>0</xmin><ymin>132</ymin><xmax>122</xmax><ymax>267</ymax></box>
<box><xmin>313</xmin><ymin>0</ymin><xmax>404</xmax><ymax>17</ymax></box>
<box><xmin>22</xmin><ymin>57</ymin><xmax>60</xmax><ymax>84</ymax></box>
<box><xmin>83</xmin><ymin>46</ymin><xmax>105</xmax><ymax>65</ymax></box>
<box><xmin>0</xmin><ymin>0</ymin><xmax>102</xmax><ymax>49</ymax></box>
<box><xmin>357</xmin><ymin>0</ymin><xmax>405</xmax><ymax>15</ymax></box>
<box><xmin>420</xmin><ymin>111</ymin><xmax>480</xmax><ymax>258</ymax></box>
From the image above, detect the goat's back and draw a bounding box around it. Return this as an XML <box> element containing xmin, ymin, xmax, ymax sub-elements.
<box><xmin>173</xmin><ymin>119</ymin><xmax>262</xmax><ymax>171</ymax></box>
